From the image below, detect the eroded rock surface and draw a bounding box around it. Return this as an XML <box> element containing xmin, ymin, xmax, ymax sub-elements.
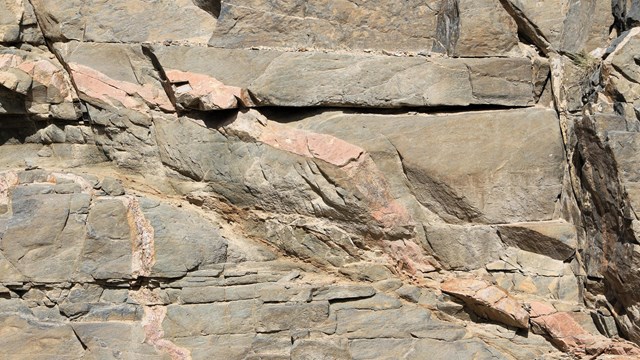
<box><xmin>1</xmin><ymin>0</ymin><xmax>640</xmax><ymax>359</ymax></box>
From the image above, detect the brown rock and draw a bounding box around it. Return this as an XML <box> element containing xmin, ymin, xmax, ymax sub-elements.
<box><xmin>30</xmin><ymin>0</ymin><xmax>216</xmax><ymax>44</ymax></box>
<box><xmin>0</xmin><ymin>45</ymin><xmax>80</xmax><ymax>119</ymax></box>
<box><xmin>497</xmin><ymin>220</ymin><xmax>578</xmax><ymax>261</ymax></box>
<box><xmin>441</xmin><ymin>278</ymin><xmax>529</xmax><ymax>328</ymax></box>
<box><xmin>210</xmin><ymin>0</ymin><xmax>518</xmax><ymax>56</ymax></box>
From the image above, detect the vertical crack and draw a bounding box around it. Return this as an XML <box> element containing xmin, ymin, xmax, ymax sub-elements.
<box><xmin>432</xmin><ymin>0</ymin><xmax>460</xmax><ymax>56</ymax></box>
<box><xmin>141</xmin><ymin>44</ymin><xmax>180</xmax><ymax>115</ymax></box>
<box><xmin>25</xmin><ymin>0</ymin><xmax>83</xmax><ymax>118</ymax></box>
<box><xmin>71</xmin><ymin>327</ymin><xmax>89</xmax><ymax>351</ymax></box>
<box><xmin>497</xmin><ymin>0</ymin><xmax>553</xmax><ymax>56</ymax></box>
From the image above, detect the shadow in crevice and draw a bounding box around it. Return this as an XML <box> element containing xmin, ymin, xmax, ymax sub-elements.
<box><xmin>191</xmin><ymin>0</ymin><xmax>222</xmax><ymax>18</ymax></box>
<box><xmin>181</xmin><ymin>108</ymin><xmax>239</xmax><ymax>130</ymax></box>
<box><xmin>0</xmin><ymin>115</ymin><xmax>41</xmax><ymax>145</ymax></box>
<box><xmin>257</xmin><ymin>103</ymin><xmax>530</xmax><ymax>123</ymax></box>
<box><xmin>175</xmin><ymin>103</ymin><xmax>536</xmax><ymax>130</ymax></box>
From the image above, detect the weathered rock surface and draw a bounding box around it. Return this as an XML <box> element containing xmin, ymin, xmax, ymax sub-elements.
<box><xmin>528</xmin><ymin>301</ymin><xmax>640</xmax><ymax>357</ymax></box>
<box><xmin>441</xmin><ymin>278</ymin><xmax>530</xmax><ymax>328</ymax></box>
<box><xmin>501</xmin><ymin>0</ymin><xmax>613</xmax><ymax>54</ymax></box>
<box><xmin>248</xmin><ymin>54</ymin><xmax>545</xmax><ymax>108</ymax></box>
<box><xmin>291</xmin><ymin>108</ymin><xmax>565</xmax><ymax>224</ymax></box>
<box><xmin>210</xmin><ymin>0</ymin><xmax>519</xmax><ymax>56</ymax></box>
<box><xmin>2</xmin><ymin>0</ymin><xmax>640</xmax><ymax>358</ymax></box>
<box><xmin>0</xmin><ymin>45</ymin><xmax>80</xmax><ymax>119</ymax></box>
<box><xmin>149</xmin><ymin>46</ymin><xmax>549</xmax><ymax>109</ymax></box>
<box><xmin>30</xmin><ymin>0</ymin><xmax>216</xmax><ymax>44</ymax></box>
<box><xmin>0</xmin><ymin>0</ymin><xmax>44</xmax><ymax>44</ymax></box>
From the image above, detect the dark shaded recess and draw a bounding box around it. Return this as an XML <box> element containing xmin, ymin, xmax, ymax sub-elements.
<box><xmin>573</xmin><ymin>113</ymin><xmax>640</xmax><ymax>342</ymax></box>
<box><xmin>498</xmin><ymin>0</ymin><xmax>551</xmax><ymax>55</ymax></box>
<box><xmin>177</xmin><ymin>108</ymin><xmax>240</xmax><ymax>129</ymax></box>
<box><xmin>192</xmin><ymin>0</ymin><xmax>222</xmax><ymax>18</ymax></box>
<box><xmin>0</xmin><ymin>116</ymin><xmax>84</xmax><ymax>145</ymax></box>
<box><xmin>163</xmin><ymin>104</ymin><xmax>531</xmax><ymax>128</ymax></box>
<box><xmin>0</xmin><ymin>87</ymin><xmax>27</xmax><ymax>115</ymax></box>
<box><xmin>256</xmin><ymin>103</ymin><xmax>532</xmax><ymax>124</ymax></box>
<box><xmin>612</xmin><ymin>0</ymin><xmax>640</xmax><ymax>32</ymax></box>
<box><xmin>0</xmin><ymin>116</ymin><xmax>39</xmax><ymax>145</ymax></box>
<box><xmin>432</xmin><ymin>0</ymin><xmax>460</xmax><ymax>55</ymax></box>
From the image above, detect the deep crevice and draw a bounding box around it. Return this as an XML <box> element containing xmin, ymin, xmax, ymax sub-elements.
<box><xmin>71</xmin><ymin>327</ymin><xmax>89</xmax><ymax>351</ymax></box>
<box><xmin>192</xmin><ymin>0</ymin><xmax>222</xmax><ymax>18</ymax></box>
<box><xmin>497</xmin><ymin>0</ymin><xmax>552</xmax><ymax>56</ymax></box>
<box><xmin>141</xmin><ymin>44</ymin><xmax>180</xmax><ymax>115</ymax></box>
<box><xmin>255</xmin><ymin>104</ymin><xmax>534</xmax><ymax>124</ymax></box>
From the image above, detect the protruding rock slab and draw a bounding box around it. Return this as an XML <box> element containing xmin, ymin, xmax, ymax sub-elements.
<box><xmin>54</xmin><ymin>41</ymin><xmax>173</xmax><ymax>113</ymax></box>
<box><xmin>291</xmin><ymin>108</ymin><xmax>565</xmax><ymax>224</ymax></box>
<box><xmin>149</xmin><ymin>46</ymin><xmax>546</xmax><ymax>109</ymax></box>
<box><xmin>441</xmin><ymin>278</ymin><xmax>529</xmax><ymax>328</ymax></box>
<box><xmin>249</xmin><ymin>53</ymin><xmax>542</xmax><ymax>108</ymax></box>
<box><xmin>529</xmin><ymin>301</ymin><xmax>640</xmax><ymax>357</ymax></box>
<box><xmin>155</xmin><ymin>110</ymin><xmax>413</xmax><ymax>235</ymax></box>
<box><xmin>424</xmin><ymin>225</ymin><xmax>504</xmax><ymax>270</ymax></box>
<box><xmin>30</xmin><ymin>0</ymin><xmax>216</xmax><ymax>44</ymax></box>
<box><xmin>0</xmin><ymin>45</ymin><xmax>80</xmax><ymax>119</ymax></box>
<box><xmin>210</xmin><ymin>0</ymin><xmax>519</xmax><ymax>56</ymax></box>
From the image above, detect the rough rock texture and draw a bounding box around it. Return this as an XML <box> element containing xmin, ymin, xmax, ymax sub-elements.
<box><xmin>2</xmin><ymin>0</ymin><xmax>640</xmax><ymax>359</ymax></box>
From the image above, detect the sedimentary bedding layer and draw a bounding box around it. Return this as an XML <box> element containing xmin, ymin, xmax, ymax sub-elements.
<box><xmin>2</xmin><ymin>0</ymin><xmax>640</xmax><ymax>359</ymax></box>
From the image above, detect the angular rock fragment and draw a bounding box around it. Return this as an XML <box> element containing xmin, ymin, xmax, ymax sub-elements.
<box><xmin>164</xmin><ymin>69</ymin><xmax>251</xmax><ymax>110</ymax></box>
<box><xmin>257</xmin><ymin>302</ymin><xmax>330</xmax><ymax>333</ymax></box>
<box><xmin>489</xmin><ymin>248</ymin><xmax>579</xmax><ymax>301</ymax></box>
<box><xmin>311</xmin><ymin>285</ymin><xmax>376</xmax><ymax>301</ymax></box>
<box><xmin>140</xmin><ymin>200</ymin><xmax>228</xmax><ymax>278</ymax></box>
<box><xmin>53</xmin><ymin>42</ymin><xmax>172</xmax><ymax>170</ymax></box>
<box><xmin>501</xmin><ymin>0</ymin><xmax>613</xmax><ymax>53</ymax></box>
<box><xmin>0</xmin><ymin>45</ymin><xmax>80</xmax><ymax>119</ymax></box>
<box><xmin>149</xmin><ymin>46</ymin><xmax>546</xmax><ymax>109</ymax></box>
<box><xmin>0</xmin><ymin>0</ymin><xmax>44</xmax><ymax>44</ymax></box>
<box><xmin>528</xmin><ymin>301</ymin><xmax>640</xmax><ymax>357</ymax></box>
<box><xmin>335</xmin><ymin>306</ymin><xmax>466</xmax><ymax>340</ymax></box>
<box><xmin>0</xmin><ymin>189</ymin><xmax>82</xmax><ymax>282</ymax></box>
<box><xmin>54</xmin><ymin>42</ymin><xmax>173</xmax><ymax>114</ymax></box>
<box><xmin>424</xmin><ymin>224</ymin><xmax>504</xmax><ymax>270</ymax></box>
<box><xmin>441</xmin><ymin>278</ymin><xmax>529</xmax><ymax>328</ymax></box>
<box><xmin>0</xmin><ymin>303</ymin><xmax>86</xmax><ymax>358</ymax></box>
<box><xmin>83</xmin><ymin>198</ymin><xmax>133</xmax><ymax>280</ymax></box>
<box><xmin>155</xmin><ymin>110</ymin><xmax>413</xmax><ymax>235</ymax></box>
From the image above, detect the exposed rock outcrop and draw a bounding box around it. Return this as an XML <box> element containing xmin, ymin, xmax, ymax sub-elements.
<box><xmin>1</xmin><ymin>0</ymin><xmax>640</xmax><ymax>359</ymax></box>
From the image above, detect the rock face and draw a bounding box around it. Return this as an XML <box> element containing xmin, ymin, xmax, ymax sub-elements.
<box><xmin>1</xmin><ymin>0</ymin><xmax>640</xmax><ymax>359</ymax></box>
<box><xmin>210</xmin><ymin>0</ymin><xmax>520</xmax><ymax>56</ymax></box>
